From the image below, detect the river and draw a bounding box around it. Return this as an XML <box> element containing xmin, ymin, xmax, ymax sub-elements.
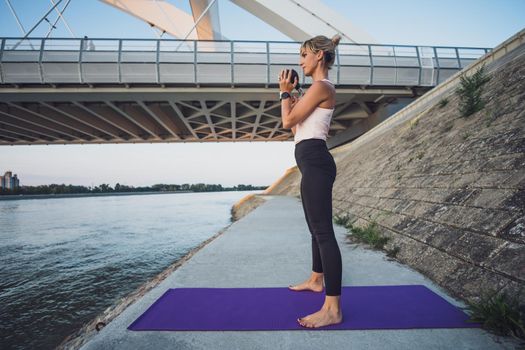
<box><xmin>0</xmin><ymin>190</ymin><xmax>261</xmax><ymax>350</ymax></box>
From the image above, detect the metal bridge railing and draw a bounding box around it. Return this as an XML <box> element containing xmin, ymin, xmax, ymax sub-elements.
<box><xmin>0</xmin><ymin>37</ymin><xmax>491</xmax><ymax>87</ymax></box>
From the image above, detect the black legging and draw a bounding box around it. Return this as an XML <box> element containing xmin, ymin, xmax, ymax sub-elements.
<box><xmin>294</xmin><ymin>138</ymin><xmax>342</xmax><ymax>296</ymax></box>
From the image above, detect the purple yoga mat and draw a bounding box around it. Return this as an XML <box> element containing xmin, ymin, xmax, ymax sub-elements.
<box><xmin>128</xmin><ymin>284</ymin><xmax>483</xmax><ymax>331</ymax></box>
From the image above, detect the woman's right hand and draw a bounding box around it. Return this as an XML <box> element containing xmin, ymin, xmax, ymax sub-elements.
<box><xmin>279</xmin><ymin>69</ymin><xmax>298</xmax><ymax>92</ymax></box>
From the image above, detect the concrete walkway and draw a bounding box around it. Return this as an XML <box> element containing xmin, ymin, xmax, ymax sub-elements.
<box><xmin>80</xmin><ymin>195</ymin><xmax>521</xmax><ymax>350</ymax></box>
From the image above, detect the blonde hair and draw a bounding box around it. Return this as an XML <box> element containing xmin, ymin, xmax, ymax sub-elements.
<box><xmin>300</xmin><ymin>34</ymin><xmax>342</xmax><ymax>70</ymax></box>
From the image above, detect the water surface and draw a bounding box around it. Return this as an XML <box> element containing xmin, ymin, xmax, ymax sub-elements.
<box><xmin>0</xmin><ymin>190</ymin><xmax>260</xmax><ymax>350</ymax></box>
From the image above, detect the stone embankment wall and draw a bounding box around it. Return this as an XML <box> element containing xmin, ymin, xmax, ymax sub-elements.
<box><xmin>263</xmin><ymin>31</ymin><xmax>525</xmax><ymax>305</ymax></box>
<box><xmin>231</xmin><ymin>193</ymin><xmax>267</xmax><ymax>221</ymax></box>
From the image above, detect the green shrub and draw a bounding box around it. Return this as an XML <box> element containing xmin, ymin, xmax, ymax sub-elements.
<box><xmin>456</xmin><ymin>64</ymin><xmax>491</xmax><ymax>118</ymax></box>
<box><xmin>439</xmin><ymin>98</ymin><xmax>449</xmax><ymax>108</ymax></box>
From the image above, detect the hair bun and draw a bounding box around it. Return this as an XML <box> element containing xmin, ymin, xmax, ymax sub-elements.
<box><xmin>331</xmin><ymin>34</ymin><xmax>342</xmax><ymax>47</ymax></box>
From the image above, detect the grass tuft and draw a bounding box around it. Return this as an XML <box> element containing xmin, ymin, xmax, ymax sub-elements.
<box><xmin>346</xmin><ymin>220</ymin><xmax>390</xmax><ymax>250</ymax></box>
<box><xmin>438</xmin><ymin>98</ymin><xmax>449</xmax><ymax>108</ymax></box>
<box><xmin>333</xmin><ymin>213</ymin><xmax>355</xmax><ymax>229</ymax></box>
<box><xmin>386</xmin><ymin>245</ymin><xmax>401</xmax><ymax>258</ymax></box>
<box><xmin>464</xmin><ymin>287</ymin><xmax>525</xmax><ymax>340</ymax></box>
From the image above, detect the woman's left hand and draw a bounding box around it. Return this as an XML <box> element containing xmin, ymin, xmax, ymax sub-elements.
<box><xmin>290</xmin><ymin>95</ymin><xmax>300</xmax><ymax>109</ymax></box>
<box><xmin>278</xmin><ymin>69</ymin><xmax>297</xmax><ymax>93</ymax></box>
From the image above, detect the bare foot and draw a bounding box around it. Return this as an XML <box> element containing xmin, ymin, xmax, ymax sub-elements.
<box><xmin>297</xmin><ymin>307</ymin><xmax>343</xmax><ymax>328</ymax></box>
<box><xmin>288</xmin><ymin>279</ymin><xmax>324</xmax><ymax>292</ymax></box>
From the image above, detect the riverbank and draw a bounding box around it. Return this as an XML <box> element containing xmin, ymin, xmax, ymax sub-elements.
<box><xmin>0</xmin><ymin>190</ymin><xmax>242</xmax><ymax>201</ymax></box>
<box><xmin>53</xmin><ymin>191</ymin><xmax>262</xmax><ymax>349</ymax></box>
<box><xmin>56</xmin><ymin>221</ymin><xmax>236</xmax><ymax>350</ymax></box>
<box><xmin>1</xmin><ymin>190</ymin><xmax>257</xmax><ymax>350</ymax></box>
<box><xmin>230</xmin><ymin>193</ymin><xmax>268</xmax><ymax>221</ymax></box>
<box><xmin>0</xmin><ymin>191</ymin><xmax>190</xmax><ymax>200</ymax></box>
<box><xmin>55</xmin><ymin>192</ymin><xmax>267</xmax><ymax>349</ymax></box>
<box><xmin>74</xmin><ymin>195</ymin><xmax>521</xmax><ymax>350</ymax></box>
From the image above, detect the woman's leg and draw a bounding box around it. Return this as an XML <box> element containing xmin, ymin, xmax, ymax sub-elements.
<box><xmin>300</xmin><ymin>166</ymin><xmax>341</xmax><ymax>296</ymax></box>
<box><xmin>297</xmin><ymin>154</ymin><xmax>343</xmax><ymax>328</ymax></box>
<box><xmin>300</xmin><ymin>177</ymin><xmax>323</xmax><ymax>274</ymax></box>
<box><xmin>288</xmin><ymin>179</ymin><xmax>324</xmax><ymax>292</ymax></box>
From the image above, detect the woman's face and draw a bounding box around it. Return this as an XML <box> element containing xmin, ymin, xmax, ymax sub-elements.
<box><xmin>299</xmin><ymin>46</ymin><xmax>322</xmax><ymax>76</ymax></box>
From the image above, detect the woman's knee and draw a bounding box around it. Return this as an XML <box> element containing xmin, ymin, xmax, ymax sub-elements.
<box><xmin>312</xmin><ymin>227</ymin><xmax>336</xmax><ymax>243</ymax></box>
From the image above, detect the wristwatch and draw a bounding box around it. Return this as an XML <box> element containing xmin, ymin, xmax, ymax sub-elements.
<box><xmin>279</xmin><ymin>91</ymin><xmax>291</xmax><ymax>101</ymax></box>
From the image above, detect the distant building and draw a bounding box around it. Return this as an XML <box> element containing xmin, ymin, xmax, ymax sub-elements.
<box><xmin>1</xmin><ymin>171</ymin><xmax>20</xmax><ymax>191</ymax></box>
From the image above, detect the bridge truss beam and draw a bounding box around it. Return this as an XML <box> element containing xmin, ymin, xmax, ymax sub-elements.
<box><xmin>0</xmin><ymin>87</ymin><xmax>416</xmax><ymax>145</ymax></box>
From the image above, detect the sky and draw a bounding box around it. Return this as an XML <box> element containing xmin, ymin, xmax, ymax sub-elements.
<box><xmin>0</xmin><ymin>0</ymin><xmax>524</xmax><ymax>187</ymax></box>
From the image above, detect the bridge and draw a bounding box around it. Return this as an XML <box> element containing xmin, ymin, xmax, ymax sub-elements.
<box><xmin>0</xmin><ymin>37</ymin><xmax>490</xmax><ymax>147</ymax></box>
<box><xmin>0</xmin><ymin>0</ymin><xmax>491</xmax><ymax>148</ymax></box>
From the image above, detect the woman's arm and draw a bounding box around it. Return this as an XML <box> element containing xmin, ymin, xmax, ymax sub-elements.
<box><xmin>279</xmin><ymin>70</ymin><xmax>331</xmax><ymax>129</ymax></box>
<box><xmin>290</xmin><ymin>96</ymin><xmax>299</xmax><ymax>135</ymax></box>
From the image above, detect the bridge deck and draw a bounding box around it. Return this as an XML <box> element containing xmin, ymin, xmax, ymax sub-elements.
<box><xmin>0</xmin><ymin>38</ymin><xmax>490</xmax><ymax>87</ymax></box>
<box><xmin>0</xmin><ymin>38</ymin><xmax>491</xmax><ymax>146</ymax></box>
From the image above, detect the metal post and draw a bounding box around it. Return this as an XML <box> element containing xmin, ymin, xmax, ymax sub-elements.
<box><xmin>156</xmin><ymin>39</ymin><xmax>160</xmax><ymax>84</ymax></box>
<box><xmin>193</xmin><ymin>40</ymin><xmax>197</xmax><ymax>85</ymax></box>
<box><xmin>0</xmin><ymin>39</ymin><xmax>5</xmax><ymax>83</ymax></box>
<box><xmin>368</xmin><ymin>44</ymin><xmax>373</xmax><ymax>85</ymax></box>
<box><xmin>78</xmin><ymin>38</ymin><xmax>84</xmax><ymax>83</ymax></box>
<box><xmin>336</xmin><ymin>45</ymin><xmax>340</xmax><ymax>84</ymax></box>
<box><xmin>455</xmin><ymin>47</ymin><xmax>462</xmax><ymax>68</ymax></box>
<box><xmin>433</xmin><ymin>46</ymin><xmax>440</xmax><ymax>85</ymax></box>
<box><xmin>118</xmin><ymin>39</ymin><xmax>122</xmax><ymax>84</ymax></box>
<box><xmin>230</xmin><ymin>41</ymin><xmax>234</xmax><ymax>86</ymax></box>
<box><xmin>266</xmin><ymin>42</ymin><xmax>270</xmax><ymax>86</ymax></box>
<box><xmin>38</xmin><ymin>38</ymin><xmax>45</xmax><ymax>84</ymax></box>
<box><xmin>393</xmin><ymin>46</ymin><xmax>398</xmax><ymax>85</ymax></box>
<box><xmin>415</xmin><ymin>45</ymin><xmax>421</xmax><ymax>86</ymax></box>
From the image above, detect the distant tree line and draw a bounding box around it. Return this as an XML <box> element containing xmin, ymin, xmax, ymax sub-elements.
<box><xmin>0</xmin><ymin>183</ymin><xmax>267</xmax><ymax>195</ymax></box>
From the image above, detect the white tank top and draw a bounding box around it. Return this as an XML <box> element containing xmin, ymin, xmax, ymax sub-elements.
<box><xmin>294</xmin><ymin>79</ymin><xmax>334</xmax><ymax>144</ymax></box>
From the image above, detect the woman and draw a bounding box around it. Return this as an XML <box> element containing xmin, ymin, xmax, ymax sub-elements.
<box><xmin>279</xmin><ymin>34</ymin><xmax>343</xmax><ymax>328</ymax></box>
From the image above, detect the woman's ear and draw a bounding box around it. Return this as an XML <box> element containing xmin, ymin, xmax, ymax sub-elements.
<box><xmin>316</xmin><ymin>50</ymin><xmax>324</xmax><ymax>62</ymax></box>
